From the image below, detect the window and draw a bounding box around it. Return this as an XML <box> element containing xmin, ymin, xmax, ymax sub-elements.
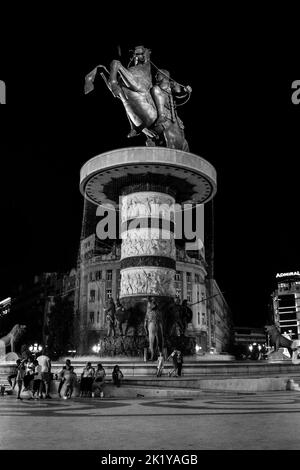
<box><xmin>195</xmin><ymin>273</ymin><xmax>200</xmax><ymax>283</ymax></box>
<box><xmin>187</xmin><ymin>290</ymin><xmax>192</xmax><ymax>302</ymax></box>
<box><xmin>106</xmin><ymin>289</ymin><xmax>112</xmax><ymax>300</ymax></box>
<box><xmin>197</xmin><ymin>312</ymin><xmax>200</xmax><ymax>324</ymax></box>
<box><xmin>202</xmin><ymin>312</ymin><xmax>206</xmax><ymax>325</ymax></box>
<box><xmin>97</xmin><ymin>311</ymin><xmax>100</xmax><ymax>323</ymax></box>
<box><xmin>175</xmin><ymin>271</ymin><xmax>181</xmax><ymax>282</ymax></box>
<box><xmin>89</xmin><ymin>311</ymin><xmax>94</xmax><ymax>323</ymax></box>
<box><xmin>95</xmin><ymin>270</ymin><xmax>102</xmax><ymax>280</ymax></box>
<box><xmin>175</xmin><ymin>289</ymin><xmax>181</xmax><ymax>299</ymax></box>
<box><xmin>89</xmin><ymin>289</ymin><xmax>95</xmax><ymax>303</ymax></box>
<box><xmin>106</xmin><ymin>270</ymin><xmax>112</xmax><ymax>281</ymax></box>
<box><xmin>186</xmin><ymin>272</ymin><xmax>192</xmax><ymax>283</ymax></box>
<box><xmin>89</xmin><ymin>272</ymin><xmax>94</xmax><ymax>282</ymax></box>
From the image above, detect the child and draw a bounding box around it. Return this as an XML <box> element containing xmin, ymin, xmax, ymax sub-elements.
<box><xmin>167</xmin><ymin>349</ymin><xmax>179</xmax><ymax>377</ymax></box>
<box><xmin>156</xmin><ymin>352</ymin><xmax>164</xmax><ymax>377</ymax></box>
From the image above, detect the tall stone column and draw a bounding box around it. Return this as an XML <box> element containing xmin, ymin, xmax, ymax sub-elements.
<box><xmin>120</xmin><ymin>186</ymin><xmax>176</xmax><ymax>302</ymax></box>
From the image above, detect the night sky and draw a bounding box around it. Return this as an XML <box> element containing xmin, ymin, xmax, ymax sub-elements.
<box><xmin>0</xmin><ymin>30</ymin><xmax>299</xmax><ymax>327</ymax></box>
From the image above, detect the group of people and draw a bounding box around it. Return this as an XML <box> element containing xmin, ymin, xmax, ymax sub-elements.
<box><xmin>7</xmin><ymin>355</ymin><xmax>52</xmax><ymax>400</ymax></box>
<box><xmin>59</xmin><ymin>361</ymin><xmax>124</xmax><ymax>398</ymax></box>
<box><xmin>156</xmin><ymin>349</ymin><xmax>184</xmax><ymax>377</ymax></box>
<box><xmin>6</xmin><ymin>350</ymin><xmax>182</xmax><ymax>400</ymax></box>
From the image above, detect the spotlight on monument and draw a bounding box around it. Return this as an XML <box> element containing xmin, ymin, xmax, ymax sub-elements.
<box><xmin>249</xmin><ymin>345</ymin><xmax>253</xmax><ymax>352</ymax></box>
<box><xmin>29</xmin><ymin>343</ymin><xmax>43</xmax><ymax>356</ymax></box>
<box><xmin>92</xmin><ymin>344</ymin><xmax>101</xmax><ymax>354</ymax></box>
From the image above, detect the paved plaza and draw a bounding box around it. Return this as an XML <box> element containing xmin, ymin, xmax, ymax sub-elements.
<box><xmin>1</xmin><ymin>391</ymin><xmax>300</xmax><ymax>450</ymax></box>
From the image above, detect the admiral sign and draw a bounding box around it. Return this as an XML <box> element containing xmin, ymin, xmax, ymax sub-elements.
<box><xmin>276</xmin><ymin>271</ymin><xmax>300</xmax><ymax>279</ymax></box>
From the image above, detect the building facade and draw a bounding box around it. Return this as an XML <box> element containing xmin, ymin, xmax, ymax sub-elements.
<box><xmin>271</xmin><ymin>271</ymin><xmax>300</xmax><ymax>340</ymax></box>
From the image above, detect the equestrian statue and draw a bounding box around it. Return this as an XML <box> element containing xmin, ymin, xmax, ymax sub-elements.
<box><xmin>84</xmin><ymin>45</ymin><xmax>192</xmax><ymax>150</ymax></box>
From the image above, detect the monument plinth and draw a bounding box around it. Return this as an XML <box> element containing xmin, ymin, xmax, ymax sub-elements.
<box><xmin>79</xmin><ymin>147</ymin><xmax>217</xmax><ymax>355</ymax></box>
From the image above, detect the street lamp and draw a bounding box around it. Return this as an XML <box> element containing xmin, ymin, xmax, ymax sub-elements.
<box><xmin>29</xmin><ymin>343</ymin><xmax>43</xmax><ymax>356</ymax></box>
<box><xmin>249</xmin><ymin>345</ymin><xmax>253</xmax><ymax>352</ymax></box>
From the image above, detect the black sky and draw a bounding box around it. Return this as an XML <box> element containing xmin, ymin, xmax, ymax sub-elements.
<box><xmin>0</xmin><ymin>29</ymin><xmax>299</xmax><ymax>327</ymax></box>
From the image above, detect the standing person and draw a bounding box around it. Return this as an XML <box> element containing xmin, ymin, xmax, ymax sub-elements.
<box><xmin>112</xmin><ymin>365</ymin><xmax>124</xmax><ymax>387</ymax></box>
<box><xmin>38</xmin><ymin>355</ymin><xmax>52</xmax><ymax>399</ymax></box>
<box><xmin>63</xmin><ymin>366</ymin><xmax>77</xmax><ymax>399</ymax></box>
<box><xmin>32</xmin><ymin>359</ymin><xmax>42</xmax><ymax>399</ymax></box>
<box><xmin>7</xmin><ymin>359</ymin><xmax>21</xmax><ymax>389</ymax></box>
<box><xmin>167</xmin><ymin>349</ymin><xmax>179</xmax><ymax>377</ymax></box>
<box><xmin>23</xmin><ymin>356</ymin><xmax>35</xmax><ymax>391</ymax></box>
<box><xmin>80</xmin><ymin>362</ymin><xmax>95</xmax><ymax>397</ymax></box>
<box><xmin>156</xmin><ymin>352</ymin><xmax>164</xmax><ymax>377</ymax></box>
<box><xmin>16</xmin><ymin>359</ymin><xmax>26</xmax><ymax>400</ymax></box>
<box><xmin>176</xmin><ymin>350</ymin><xmax>183</xmax><ymax>377</ymax></box>
<box><xmin>58</xmin><ymin>359</ymin><xmax>72</xmax><ymax>397</ymax></box>
<box><xmin>92</xmin><ymin>363</ymin><xmax>106</xmax><ymax>398</ymax></box>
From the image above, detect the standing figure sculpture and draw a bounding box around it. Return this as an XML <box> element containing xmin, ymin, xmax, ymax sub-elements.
<box><xmin>104</xmin><ymin>298</ymin><xmax>116</xmax><ymax>337</ymax></box>
<box><xmin>84</xmin><ymin>45</ymin><xmax>192</xmax><ymax>150</ymax></box>
<box><xmin>144</xmin><ymin>297</ymin><xmax>164</xmax><ymax>361</ymax></box>
<box><xmin>180</xmin><ymin>300</ymin><xmax>193</xmax><ymax>334</ymax></box>
<box><xmin>115</xmin><ymin>298</ymin><xmax>128</xmax><ymax>336</ymax></box>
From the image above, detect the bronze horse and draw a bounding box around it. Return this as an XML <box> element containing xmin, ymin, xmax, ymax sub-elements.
<box><xmin>84</xmin><ymin>45</ymin><xmax>191</xmax><ymax>150</ymax></box>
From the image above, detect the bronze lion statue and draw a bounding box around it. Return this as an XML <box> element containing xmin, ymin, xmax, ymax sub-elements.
<box><xmin>0</xmin><ymin>324</ymin><xmax>26</xmax><ymax>356</ymax></box>
<box><xmin>265</xmin><ymin>324</ymin><xmax>296</xmax><ymax>358</ymax></box>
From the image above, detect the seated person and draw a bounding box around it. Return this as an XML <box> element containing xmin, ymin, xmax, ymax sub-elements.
<box><xmin>112</xmin><ymin>365</ymin><xmax>124</xmax><ymax>388</ymax></box>
<box><xmin>92</xmin><ymin>363</ymin><xmax>106</xmax><ymax>398</ymax></box>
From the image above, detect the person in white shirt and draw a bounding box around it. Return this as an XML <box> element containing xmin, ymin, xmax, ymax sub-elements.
<box><xmin>38</xmin><ymin>355</ymin><xmax>52</xmax><ymax>399</ymax></box>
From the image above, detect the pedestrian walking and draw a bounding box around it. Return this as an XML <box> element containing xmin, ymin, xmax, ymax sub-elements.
<box><xmin>7</xmin><ymin>359</ymin><xmax>22</xmax><ymax>389</ymax></box>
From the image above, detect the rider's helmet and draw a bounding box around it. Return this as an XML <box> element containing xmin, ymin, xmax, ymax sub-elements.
<box><xmin>131</xmin><ymin>45</ymin><xmax>151</xmax><ymax>64</ymax></box>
